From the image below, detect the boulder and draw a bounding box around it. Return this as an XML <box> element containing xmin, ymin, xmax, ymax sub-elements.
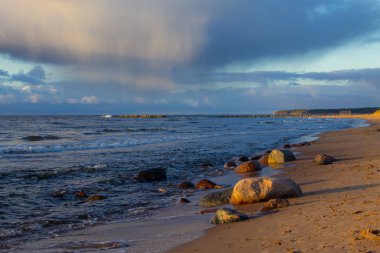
<box><xmin>75</xmin><ymin>191</ymin><xmax>88</xmax><ymax>198</ymax></box>
<box><xmin>196</xmin><ymin>179</ymin><xmax>223</xmax><ymax>189</ymax></box>
<box><xmin>230</xmin><ymin>177</ymin><xmax>302</xmax><ymax>205</ymax></box>
<box><xmin>314</xmin><ymin>154</ymin><xmax>336</xmax><ymax>165</ymax></box>
<box><xmin>224</xmin><ymin>161</ymin><xmax>237</xmax><ymax>169</ymax></box>
<box><xmin>200</xmin><ymin>188</ymin><xmax>233</xmax><ymax>207</ymax></box>
<box><xmin>251</xmin><ymin>155</ymin><xmax>262</xmax><ymax>160</ymax></box>
<box><xmin>258</xmin><ymin>154</ymin><xmax>269</xmax><ymax>166</ymax></box>
<box><xmin>86</xmin><ymin>195</ymin><xmax>106</xmax><ymax>202</ymax></box>
<box><xmin>179</xmin><ymin>197</ymin><xmax>191</xmax><ymax>203</ymax></box>
<box><xmin>261</xmin><ymin>198</ymin><xmax>290</xmax><ymax>211</ymax></box>
<box><xmin>178</xmin><ymin>181</ymin><xmax>195</xmax><ymax>189</ymax></box>
<box><xmin>134</xmin><ymin>168</ymin><xmax>167</xmax><ymax>182</ymax></box>
<box><xmin>268</xmin><ymin>149</ymin><xmax>296</xmax><ymax>164</ymax></box>
<box><xmin>210</xmin><ymin>208</ymin><xmax>249</xmax><ymax>224</ymax></box>
<box><xmin>283</xmin><ymin>144</ymin><xmax>291</xmax><ymax>149</ymax></box>
<box><xmin>238</xmin><ymin>156</ymin><xmax>250</xmax><ymax>162</ymax></box>
<box><xmin>234</xmin><ymin>161</ymin><xmax>262</xmax><ymax>174</ymax></box>
<box><xmin>201</xmin><ymin>162</ymin><xmax>213</xmax><ymax>168</ymax></box>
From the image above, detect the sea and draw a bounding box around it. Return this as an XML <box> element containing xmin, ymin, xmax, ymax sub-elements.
<box><xmin>0</xmin><ymin>115</ymin><xmax>367</xmax><ymax>250</ymax></box>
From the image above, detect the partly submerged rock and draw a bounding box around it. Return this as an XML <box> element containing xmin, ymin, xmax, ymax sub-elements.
<box><xmin>314</xmin><ymin>154</ymin><xmax>336</xmax><ymax>165</ymax></box>
<box><xmin>75</xmin><ymin>191</ymin><xmax>88</xmax><ymax>198</ymax></box>
<box><xmin>224</xmin><ymin>161</ymin><xmax>237</xmax><ymax>169</ymax></box>
<box><xmin>86</xmin><ymin>195</ymin><xmax>107</xmax><ymax>202</ymax></box>
<box><xmin>200</xmin><ymin>188</ymin><xmax>233</xmax><ymax>207</ymax></box>
<box><xmin>178</xmin><ymin>181</ymin><xmax>195</xmax><ymax>189</ymax></box>
<box><xmin>210</xmin><ymin>208</ymin><xmax>249</xmax><ymax>224</ymax></box>
<box><xmin>179</xmin><ymin>197</ymin><xmax>191</xmax><ymax>204</ymax></box>
<box><xmin>134</xmin><ymin>168</ymin><xmax>167</xmax><ymax>182</ymax></box>
<box><xmin>230</xmin><ymin>177</ymin><xmax>302</xmax><ymax>205</ymax></box>
<box><xmin>261</xmin><ymin>198</ymin><xmax>290</xmax><ymax>211</ymax></box>
<box><xmin>238</xmin><ymin>156</ymin><xmax>250</xmax><ymax>162</ymax></box>
<box><xmin>268</xmin><ymin>149</ymin><xmax>296</xmax><ymax>164</ymax></box>
<box><xmin>195</xmin><ymin>179</ymin><xmax>223</xmax><ymax>189</ymax></box>
<box><xmin>234</xmin><ymin>161</ymin><xmax>262</xmax><ymax>174</ymax></box>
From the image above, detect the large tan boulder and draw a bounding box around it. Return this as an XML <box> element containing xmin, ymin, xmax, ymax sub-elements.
<box><xmin>258</xmin><ymin>154</ymin><xmax>269</xmax><ymax>166</ymax></box>
<box><xmin>234</xmin><ymin>160</ymin><xmax>262</xmax><ymax>173</ymax></box>
<box><xmin>230</xmin><ymin>177</ymin><xmax>302</xmax><ymax>205</ymax></box>
<box><xmin>268</xmin><ymin>149</ymin><xmax>296</xmax><ymax>164</ymax></box>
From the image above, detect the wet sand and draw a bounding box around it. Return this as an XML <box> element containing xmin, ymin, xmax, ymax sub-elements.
<box><xmin>170</xmin><ymin>115</ymin><xmax>380</xmax><ymax>253</ymax></box>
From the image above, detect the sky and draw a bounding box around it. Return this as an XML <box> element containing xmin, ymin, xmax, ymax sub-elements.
<box><xmin>1</xmin><ymin>0</ymin><xmax>380</xmax><ymax>114</ymax></box>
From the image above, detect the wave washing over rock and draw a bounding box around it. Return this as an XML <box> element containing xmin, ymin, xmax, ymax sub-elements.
<box><xmin>0</xmin><ymin>115</ymin><xmax>367</xmax><ymax>249</ymax></box>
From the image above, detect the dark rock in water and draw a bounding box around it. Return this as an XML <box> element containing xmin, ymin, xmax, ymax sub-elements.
<box><xmin>268</xmin><ymin>149</ymin><xmax>296</xmax><ymax>164</ymax></box>
<box><xmin>234</xmin><ymin>161</ymin><xmax>262</xmax><ymax>174</ymax></box>
<box><xmin>195</xmin><ymin>179</ymin><xmax>223</xmax><ymax>189</ymax></box>
<box><xmin>179</xmin><ymin>197</ymin><xmax>191</xmax><ymax>203</ymax></box>
<box><xmin>51</xmin><ymin>190</ymin><xmax>67</xmax><ymax>198</ymax></box>
<box><xmin>283</xmin><ymin>144</ymin><xmax>291</xmax><ymax>149</ymax></box>
<box><xmin>251</xmin><ymin>155</ymin><xmax>262</xmax><ymax>160</ymax></box>
<box><xmin>201</xmin><ymin>162</ymin><xmax>213</xmax><ymax>168</ymax></box>
<box><xmin>200</xmin><ymin>188</ymin><xmax>233</xmax><ymax>207</ymax></box>
<box><xmin>22</xmin><ymin>135</ymin><xmax>60</xmax><ymax>141</ymax></box>
<box><xmin>86</xmin><ymin>195</ymin><xmax>107</xmax><ymax>202</ymax></box>
<box><xmin>178</xmin><ymin>181</ymin><xmax>195</xmax><ymax>189</ymax></box>
<box><xmin>210</xmin><ymin>208</ymin><xmax>249</xmax><ymax>224</ymax></box>
<box><xmin>261</xmin><ymin>198</ymin><xmax>290</xmax><ymax>211</ymax></box>
<box><xmin>224</xmin><ymin>161</ymin><xmax>237</xmax><ymax>169</ymax></box>
<box><xmin>134</xmin><ymin>168</ymin><xmax>167</xmax><ymax>182</ymax></box>
<box><xmin>314</xmin><ymin>154</ymin><xmax>337</xmax><ymax>165</ymax></box>
<box><xmin>75</xmin><ymin>191</ymin><xmax>88</xmax><ymax>198</ymax></box>
<box><xmin>238</xmin><ymin>156</ymin><xmax>249</xmax><ymax>162</ymax></box>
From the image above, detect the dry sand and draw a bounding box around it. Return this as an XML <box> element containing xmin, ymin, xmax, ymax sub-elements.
<box><xmin>170</xmin><ymin>115</ymin><xmax>380</xmax><ymax>253</ymax></box>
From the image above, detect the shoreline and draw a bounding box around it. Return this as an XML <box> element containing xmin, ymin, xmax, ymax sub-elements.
<box><xmin>15</xmin><ymin>116</ymin><xmax>375</xmax><ymax>252</ymax></box>
<box><xmin>170</xmin><ymin>115</ymin><xmax>380</xmax><ymax>253</ymax></box>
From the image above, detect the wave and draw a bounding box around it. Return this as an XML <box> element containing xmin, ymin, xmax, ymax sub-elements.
<box><xmin>1</xmin><ymin>131</ymin><xmax>249</xmax><ymax>154</ymax></box>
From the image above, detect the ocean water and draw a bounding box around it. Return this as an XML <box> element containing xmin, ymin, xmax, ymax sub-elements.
<box><xmin>0</xmin><ymin>115</ymin><xmax>366</xmax><ymax>249</ymax></box>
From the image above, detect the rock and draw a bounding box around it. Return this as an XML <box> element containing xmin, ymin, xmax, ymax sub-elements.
<box><xmin>75</xmin><ymin>191</ymin><xmax>88</xmax><ymax>198</ymax></box>
<box><xmin>134</xmin><ymin>168</ymin><xmax>167</xmax><ymax>182</ymax></box>
<box><xmin>268</xmin><ymin>149</ymin><xmax>296</xmax><ymax>164</ymax></box>
<box><xmin>230</xmin><ymin>177</ymin><xmax>302</xmax><ymax>205</ymax></box>
<box><xmin>158</xmin><ymin>188</ymin><xmax>167</xmax><ymax>193</ymax></box>
<box><xmin>197</xmin><ymin>208</ymin><xmax>218</xmax><ymax>214</ymax></box>
<box><xmin>51</xmin><ymin>190</ymin><xmax>67</xmax><ymax>198</ymax></box>
<box><xmin>195</xmin><ymin>179</ymin><xmax>223</xmax><ymax>189</ymax></box>
<box><xmin>314</xmin><ymin>154</ymin><xmax>336</xmax><ymax>165</ymax></box>
<box><xmin>224</xmin><ymin>161</ymin><xmax>237</xmax><ymax>169</ymax></box>
<box><xmin>179</xmin><ymin>197</ymin><xmax>191</xmax><ymax>203</ymax></box>
<box><xmin>200</xmin><ymin>188</ymin><xmax>233</xmax><ymax>207</ymax></box>
<box><xmin>201</xmin><ymin>162</ymin><xmax>213</xmax><ymax>169</ymax></box>
<box><xmin>251</xmin><ymin>155</ymin><xmax>262</xmax><ymax>160</ymax></box>
<box><xmin>261</xmin><ymin>198</ymin><xmax>290</xmax><ymax>211</ymax></box>
<box><xmin>178</xmin><ymin>181</ymin><xmax>195</xmax><ymax>189</ymax></box>
<box><xmin>86</xmin><ymin>195</ymin><xmax>106</xmax><ymax>202</ymax></box>
<box><xmin>258</xmin><ymin>154</ymin><xmax>269</xmax><ymax>166</ymax></box>
<box><xmin>210</xmin><ymin>208</ymin><xmax>249</xmax><ymax>224</ymax></box>
<box><xmin>283</xmin><ymin>144</ymin><xmax>291</xmax><ymax>149</ymax></box>
<box><xmin>234</xmin><ymin>161</ymin><xmax>262</xmax><ymax>174</ymax></box>
<box><xmin>238</xmin><ymin>156</ymin><xmax>250</xmax><ymax>162</ymax></box>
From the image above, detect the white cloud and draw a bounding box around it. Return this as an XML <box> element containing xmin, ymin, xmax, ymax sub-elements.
<box><xmin>80</xmin><ymin>95</ymin><xmax>99</xmax><ymax>104</ymax></box>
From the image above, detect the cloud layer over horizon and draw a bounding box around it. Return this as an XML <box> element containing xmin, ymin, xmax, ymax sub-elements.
<box><xmin>1</xmin><ymin>0</ymin><xmax>380</xmax><ymax>113</ymax></box>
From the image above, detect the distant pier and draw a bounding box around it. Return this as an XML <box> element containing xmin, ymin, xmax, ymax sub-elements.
<box><xmin>116</xmin><ymin>114</ymin><xmax>167</xmax><ymax>118</ymax></box>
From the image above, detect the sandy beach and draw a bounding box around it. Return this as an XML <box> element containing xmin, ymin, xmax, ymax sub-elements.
<box><xmin>170</xmin><ymin>115</ymin><xmax>380</xmax><ymax>253</ymax></box>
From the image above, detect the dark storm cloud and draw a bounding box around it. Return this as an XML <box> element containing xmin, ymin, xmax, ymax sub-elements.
<box><xmin>183</xmin><ymin>68</ymin><xmax>380</xmax><ymax>86</ymax></box>
<box><xmin>192</xmin><ymin>0</ymin><xmax>380</xmax><ymax>67</ymax></box>
<box><xmin>11</xmin><ymin>66</ymin><xmax>46</xmax><ymax>85</ymax></box>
